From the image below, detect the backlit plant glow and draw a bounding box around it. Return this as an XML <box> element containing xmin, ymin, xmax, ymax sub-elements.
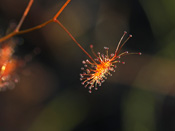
<box><xmin>0</xmin><ymin>0</ymin><xmax>71</xmax><ymax>90</ymax></box>
<box><xmin>80</xmin><ymin>32</ymin><xmax>141</xmax><ymax>93</ymax></box>
<box><xmin>55</xmin><ymin>19</ymin><xmax>141</xmax><ymax>93</ymax></box>
<box><xmin>0</xmin><ymin>0</ymin><xmax>141</xmax><ymax>93</ymax></box>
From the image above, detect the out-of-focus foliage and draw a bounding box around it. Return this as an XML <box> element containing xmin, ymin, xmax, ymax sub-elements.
<box><xmin>0</xmin><ymin>0</ymin><xmax>175</xmax><ymax>131</ymax></box>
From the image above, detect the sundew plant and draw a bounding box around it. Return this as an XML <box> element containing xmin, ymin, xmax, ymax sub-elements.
<box><xmin>0</xmin><ymin>0</ymin><xmax>141</xmax><ymax>92</ymax></box>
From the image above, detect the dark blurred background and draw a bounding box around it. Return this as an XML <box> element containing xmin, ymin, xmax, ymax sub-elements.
<box><xmin>0</xmin><ymin>0</ymin><xmax>175</xmax><ymax>130</ymax></box>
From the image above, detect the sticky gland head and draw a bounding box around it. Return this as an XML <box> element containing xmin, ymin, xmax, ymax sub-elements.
<box><xmin>80</xmin><ymin>48</ymin><xmax>118</xmax><ymax>93</ymax></box>
<box><xmin>80</xmin><ymin>31</ymin><xmax>141</xmax><ymax>93</ymax></box>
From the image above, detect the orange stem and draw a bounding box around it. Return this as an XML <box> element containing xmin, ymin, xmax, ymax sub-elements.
<box><xmin>53</xmin><ymin>0</ymin><xmax>71</xmax><ymax>20</ymax></box>
<box><xmin>15</xmin><ymin>0</ymin><xmax>34</xmax><ymax>32</ymax></box>
<box><xmin>0</xmin><ymin>0</ymin><xmax>71</xmax><ymax>43</ymax></box>
<box><xmin>54</xmin><ymin>19</ymin><xmax>96</xmax><ymax>63</ymax></box>
<box><xmin>17</xmin><ymin>19</ymin><xmax>53</xmax><ymax>35</ymax></box>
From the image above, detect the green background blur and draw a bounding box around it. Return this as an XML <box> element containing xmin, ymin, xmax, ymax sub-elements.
<box><xmin>0</xmin><ymin>0</ymin><xmax>175</xmax><ymax>130</ymax></box>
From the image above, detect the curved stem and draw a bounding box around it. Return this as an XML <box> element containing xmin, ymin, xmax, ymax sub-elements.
<box><xmin>115</xmin><ymin>31</ymin><xmax>127</xmax><ymax>55</ymax></box>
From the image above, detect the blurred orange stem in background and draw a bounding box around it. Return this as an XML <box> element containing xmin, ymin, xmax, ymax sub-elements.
<box><xmin>0</xmin><ymin>0</ymin><xmax>71</xmax><ymax>43</ymax></box>
<box><xmin>0</xmin><ymin>0</ymin><xmax>71</xmax><ymax>91</ymax></box>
